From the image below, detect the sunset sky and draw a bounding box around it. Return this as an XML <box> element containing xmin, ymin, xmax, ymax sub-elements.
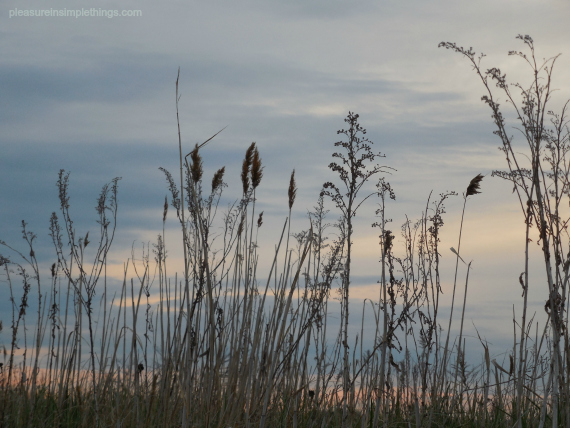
<box><xmin>2</xmin><ymin>0</ymin><xmax>570</xmax><ymax>362</ymax></box>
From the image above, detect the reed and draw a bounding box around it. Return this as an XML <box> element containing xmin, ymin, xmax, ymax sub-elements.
<box><xmin>0</xmin><ymin>35</ymin><xmax>568</xmax><ymax>427</ymax></box>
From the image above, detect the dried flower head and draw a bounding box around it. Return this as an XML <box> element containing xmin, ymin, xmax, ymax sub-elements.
<box><xmin>251</xmin><ymin>147</ymin><xmax>263</xmax><ymax>189</ymax></box>
<box><xmin>163</xmin><ymin>196</ymin><xmax>168</xmax><ymax>222</ymax></box>
<box><xmin>190</xmin><ymin>144</ymin><xmax>203</xmax><ymax>184</ymax></box>
<box><xmin>288</xmin><ymin>169</ymin><xmax>297</xmax><ymax>210</ymax></box>
<box><xmin>466</xmin><ymin>174</ymin><xmax>484</xmax><ymax>197</ymax></box>
<box><xmin>241</xmin><ymin>143</ymin><xmax>256</xmax><ymax>194</ymax></box>
<box><xmin>257</xmin><ymin>211</ymin><xmax>264</xmax><ymax>228</ymax></box>
<box><xmin>211</xmin><ymin>167</ymin><xmax>225</xmax><ymax>194</ymax></box>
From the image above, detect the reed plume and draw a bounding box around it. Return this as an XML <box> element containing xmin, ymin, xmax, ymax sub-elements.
<box><xmin>211</xmin><ymin>167</ymin><xmax>225</xmax><ymax>194</ymax></box>
<box><xmin>251</xmin><ymin>147</ymin><xmax>263</xmax><ymax>189</ymax></box>
<box><xmin>466</xmin><ymin>173</ymin><xmax>484</xmax><ymax>196</ymax></box>
<box><xmin>288</xmin><ymin>169</ymin><xmax>297</xmax><ymax>210</ymax></box>
<box><xmin>190</xmin><ymin>144</ymin><xmax>203</xmax><ymax>184</ymax></box>
<box><xmin>241</xmin><ymin>142</ymin><xmax>256</xmax><ymax>194</ymax></box>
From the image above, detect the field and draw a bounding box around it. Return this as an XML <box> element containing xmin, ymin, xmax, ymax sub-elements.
<box><xmin>1</xmin><ymin>36</ymin><xmax>569</xmax><ymax>427</ymax></box>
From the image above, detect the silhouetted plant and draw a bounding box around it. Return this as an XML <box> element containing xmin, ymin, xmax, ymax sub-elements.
<box><xmin>440</xmin><ymin>34</ymin><xmax>570</xmax><ymax>428</ymax></box>
<box><xmin>321</xmin><ymin>111</ymin><xmax>391</xmax><ymax>426</ymax></box>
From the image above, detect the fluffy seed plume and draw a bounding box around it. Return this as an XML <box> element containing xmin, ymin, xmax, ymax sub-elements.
<box><xmin>466</xmin><ymin>173</ymin><xmax>484</xmax><ymax>196</ymax></box>
<box><xmin>190</xmin><ymin>144</ymin><xmax>203</xmax><ymax>184</ymax></box>
<box><xmin>288</xmin><ymin>169</ymin><xmax>297</xmax><ymax>210</ymax></box>
<box><xmin>251</xmin><ymin>147</ymin><xmax>263</xmax><ymax>189</ymax></box>
<box><xmin>241</xmin><ymin>142</ymin><xmax>256</xmax><ymax>194</ymax></box>
<box><xmin>211</xmin><ymin>167</ymin><xmax>225</xmax><ymax>194</ymax></box>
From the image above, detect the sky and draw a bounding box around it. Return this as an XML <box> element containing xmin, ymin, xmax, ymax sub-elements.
<box><xmin>2</xmin><ymin>0</ymin><xmax>570</xmax><ymax>364</ymax></box>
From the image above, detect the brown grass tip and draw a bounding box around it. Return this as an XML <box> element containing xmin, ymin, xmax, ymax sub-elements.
<box><xmin>163</xmin><ymin>196</ymin><xmax>168</xmax><ymax>222</ymax></box>
<box><xmin>190</xmin><ymin>144</ymin><xmax>203</xmax><ymax>184</ymax></box>
<box><xmin>241</xmin><ymin>142</ymin><xmax>256</xmax><ymax>194</ymax></box>
<box><xmin>288</xmin><ymin>169</ymin><xmax>297</xmax><ymax>210</ymax></box>
<box><xmin>212</xmin><ymin>167</ymin><xmax>225</xmax><ymax>194</ymax></box>
<box><xmin>251</xmin><ymin>147</ymin><xmax>263</xmax><ymax>189</ymax></box>
<box><xmin>466</xmin><ymin>174</ymin><xmax>484</xmax><ymax>197</ymax></box>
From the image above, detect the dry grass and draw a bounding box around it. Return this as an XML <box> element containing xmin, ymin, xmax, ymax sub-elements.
<box><xmin>0</xmin><ymin>36</ymin><xmax>569</xmax><ymax>428</ymax></box>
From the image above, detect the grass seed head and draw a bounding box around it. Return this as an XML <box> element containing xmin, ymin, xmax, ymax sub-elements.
<box><xmin>466</xmin><ymin>173</ymin><xmax>484</xmax><ymax>196</ymax></box>
<box><xmin>212</xmin><ymin>167</ymin><xmax>225</xmax><ymax>194</ymax></box>
<box><xmin>241</xmin><ymin>142</ymin><xmax>256</xmax><ymax>194</ymax></box>
<box><xmin>190</xmin><ymin>144</ymin><xmax>203</xmax><ymax>184</ymax></box>
<box><xmin>251</xmin><ymin>147</ymin><xmax>263</xmax><ymax>189</ymax></box>
<box><xmin>288</xmin><ymin>169</ymin><xmax>297</xmax><ymax>210</ymax></box>
<box><xmin>163</xmin><ymin>196</ymin><xmax>168</xmax><ymax>222</ymax></box>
